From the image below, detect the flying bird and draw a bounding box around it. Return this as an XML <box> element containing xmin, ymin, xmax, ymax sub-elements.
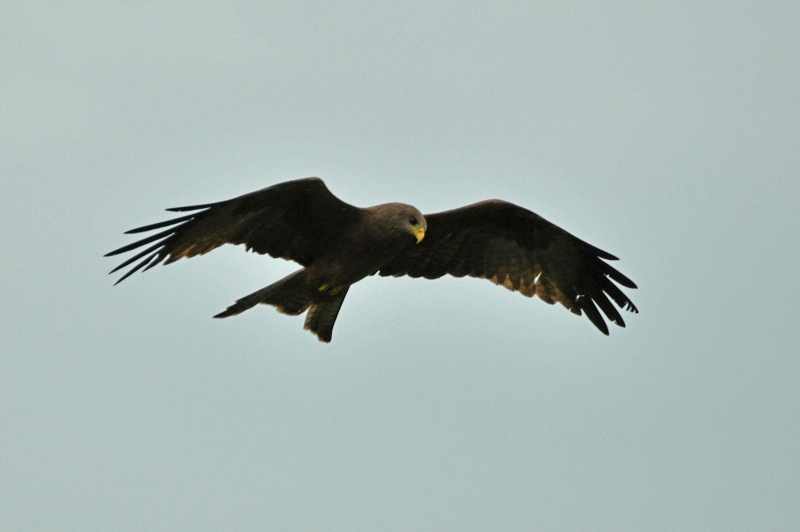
<box><xmin>106</xmin><ymin>177</ymin><xmax>638</xmax><ymax>342</ymax></box>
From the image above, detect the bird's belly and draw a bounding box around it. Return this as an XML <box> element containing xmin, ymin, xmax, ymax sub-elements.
<box><xmin>307</xmin><ymin>255</ymin><xmax>376</xmax><ymax>290</ymax></box>
<box><xmin>308</xmin><ymin>237</ymin><xmax>406</xmax><ymax>290</ymax></box>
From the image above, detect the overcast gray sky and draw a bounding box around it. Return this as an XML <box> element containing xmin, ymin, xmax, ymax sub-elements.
<box><xmin>3</xmin><ymin>1</ymin><xmax>799</xmax><ymax>531</ymax></box>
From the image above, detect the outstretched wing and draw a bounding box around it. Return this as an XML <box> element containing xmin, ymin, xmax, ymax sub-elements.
<box><xmin>378</xmin><ymin>200</ymin><xmax>638</xmax><ymax>335</ymax></box>
<box><xmin>105</xmin><ymin>177</ymin><xmax>360</xmax><ymax>284</ymax></box>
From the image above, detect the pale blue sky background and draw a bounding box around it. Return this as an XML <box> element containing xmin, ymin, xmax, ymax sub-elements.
<box><xmin>2</xmin><ymin>1</ymin><xmax>799</xmax><ymax>531</ymax></box>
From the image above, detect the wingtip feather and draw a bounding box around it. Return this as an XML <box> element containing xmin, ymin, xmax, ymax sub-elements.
<box><xmin>581</xmin><ymin>298</ymin><xmax>609</xmax><ymax>335</ymax></box>
<box><xmin>124</xmin><ymin>213</ymin><xmax>195</xmax><ymax>234</ymax></box>
<box><xmin>166</xmin><ymin>203</ymin><xmax>216</xmax><ymax>212</ymax></box>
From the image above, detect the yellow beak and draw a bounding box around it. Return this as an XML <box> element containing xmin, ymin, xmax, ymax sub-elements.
<box><xmin>414</xmin><ymin>226</ymin><xmax>426</xmax><ymax>244</ymax></box>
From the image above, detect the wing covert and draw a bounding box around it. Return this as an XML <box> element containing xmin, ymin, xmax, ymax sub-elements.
<box><xmin>105</xmin><ymin>177</ymin><xmax>360</xmax><ymax>284</ymax></box>
<box><xmin>378</xmin><ymin>200</ymin><xmax>638</xmax><ymax>335</ymax></box>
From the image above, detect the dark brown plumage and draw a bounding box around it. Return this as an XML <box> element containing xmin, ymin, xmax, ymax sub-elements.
<box><xmin>106</xmin><ymin>177</ymin><xmax>638</xmax><ymax>341</ymax></box>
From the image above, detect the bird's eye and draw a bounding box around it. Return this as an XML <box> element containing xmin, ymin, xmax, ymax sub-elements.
<box><xmin>409</xmin><ymin>216</ymin><xmax>418</xmax><ymax>225</ymax></box>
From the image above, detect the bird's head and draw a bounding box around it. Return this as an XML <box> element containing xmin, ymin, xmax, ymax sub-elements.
<box><xmin>375</xmin><ymin>203</ymin><xmax>427</xmax><ymax>244</ymax></box>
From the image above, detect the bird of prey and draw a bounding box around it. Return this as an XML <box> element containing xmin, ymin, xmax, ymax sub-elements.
<box><xmin>106</xmin><ymin>177</ymin><xmax>638</xmax><ymax>342</ymax></box>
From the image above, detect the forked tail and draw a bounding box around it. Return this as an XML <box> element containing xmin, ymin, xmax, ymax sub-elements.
<box><xmin>214</xmin><ymin>269</ymin><xmax>350</xmax><ymax>342</ymax></box>
<box><xmin>214</xmin><ymin>270</ymin><xmax>313</xmax><ymax>318</ymax></box>
<box><xmin>304</xmin><ymin>286</ymin><xmax>350</xmax><ymax>343</ymax></box>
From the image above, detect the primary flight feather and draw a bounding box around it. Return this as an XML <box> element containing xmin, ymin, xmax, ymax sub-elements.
<box><xmin>106</xmin><ymin>177</ymin><xmax>638</xmax><ymax>342</ymax></box>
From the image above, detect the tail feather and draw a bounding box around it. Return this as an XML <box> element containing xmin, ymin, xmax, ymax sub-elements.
<box><xmin>304</xmin><ymin>287</ymin><xmax>350</xmax><ymax>343</ymax></box>
<box><xmin>214</xmin><ymin>269</ymin><xmax>351</xmax><ymax>343</ymax></box>
<box><xmin>214</xmin><ymin>270</ymin><xmax>311</xmax><ymax>318</ymax></box>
